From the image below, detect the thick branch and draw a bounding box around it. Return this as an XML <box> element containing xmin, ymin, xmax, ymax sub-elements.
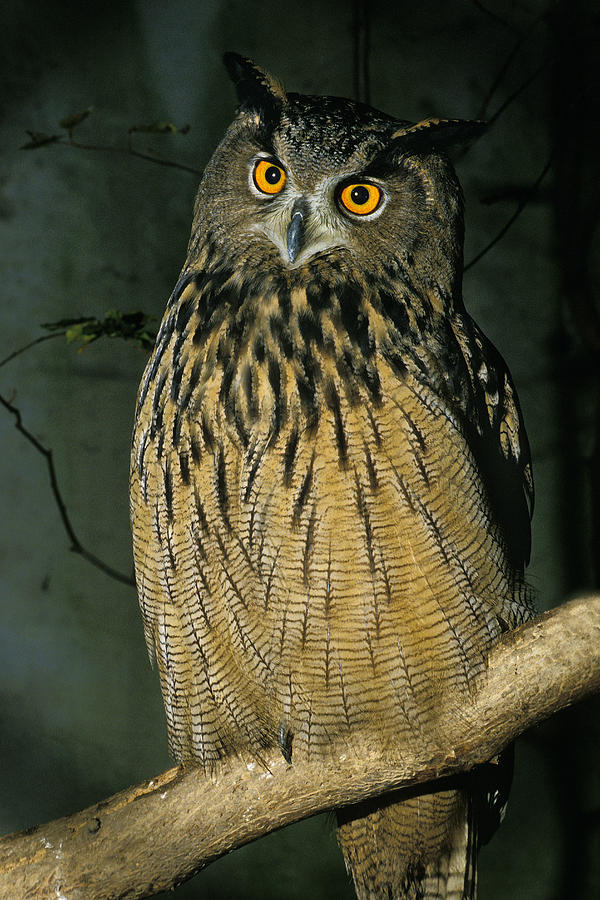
<box><xmin>1</xmin><ymin>595</ymin><xmax>599</xmax><ymax>900</ymax></box>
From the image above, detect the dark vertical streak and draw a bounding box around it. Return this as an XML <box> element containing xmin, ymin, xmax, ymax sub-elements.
<box><xmin>232</xmin><ymin>399</ymin><xmax>250</xmax><ymax>447</ymax></box>
<box><xmin>219</xmin><ymin>358</ymin><xmax>235</xmax><ymax>406</ymax></box>
<box><xmin>354</xmin><ymin>472</ymin><xmax>376</xmax><ymax>576</ymax></box>
<box><xmin>292</xmin><ymin>456</ymin><xmax>314</xmax><ymax>526</ymax></box>
<box><xmin>170</xmin><ymin>360</ymin><xmax>185</xmax><ymax>404</ymax></box>
<box><xmin>179</xmin><ymin>451</ymin><xmax>190</xmax><ymax>486</ymax></box>
<box><xmin>267</xmin><ymin>355</ymin><xmax>284</xmax><ymax>436</ymax></box>
<box><xmin>201</xmin><ymin>413</ymin><xmax>215</xmax><ymax>452</ymax></box>
<box><xmin>215</xmin><ymin>444</ymin><xmax>230</xmax><ymax>529</ymax></box>
<box><xmin>155</xmin><ymin>429</ymin><xmax>165</xmax><ymax>461</ymax></box>
<box><xmin>298</xmin><ymin>309</ymin><xmax>324</xmax><ymax>347</ymax></box>
<box><xmin>137</xmin><ymin>312</ymin><xmax>174</xmax><ymax>412</ymax></box>
<box><xmin>264</xmin><ymin>546</ymin><xmax>280</xmax><ymax>612</ymax></box>
<box><xmin>152</xmin><ymin>370</ymin><xmax>168</xmax><ymax>415</ymax></box>
<box><xmin>366</xmin><ymin>406</ymin><xmax>382</xmax><ymax>447</ymax></box>
<box><xmin>179</xmin><ymin>361</ymin><xmax>201</xmax><ymax>411</ymax></box>
<box><xmin>381</xmin><ymin>555</ymin><xmax>393</xmax><ymax>606</ymax></box>
<box><xmin>190</xmin><ymin>431</ymin><xmax>202</xmax><ymax>465</ymax></box>
<box><xmin>193</xmin><ymin>522</ymin><xmax>207</xmax><ymax>562</ymax></box>
<box><xmin>136</xmin><ymin>428</ymin><xmax>149</xmax><ymax>478</ymax></box>
<box><xmin>300</xmin><ymin>591</ymin><xmax>311</xmax><ymax>649</ymax></box>
<box><xmin>248</xmin><ymin>503</ymin><xmax>256</xmax><ymax>550</ymax></box>
<box><xmin>283</xmin><ymin>426</ymin><xmax>299</xmax><ymax>486</ymax></box>
<box><xmin>233</xmin><ymin>531</ymin><xmax>255</xmax><ymax>575</ymax></box>
<box><xmin>324</xmin><ymin>546</ymin><xmax>332</xmax><ymax>620</ymax></box>
<box><xmin>171</xmin><ymin>330</ymin><xmax>187</xmax><ymax>375</ymax></box>
<box><xmin>175</xmin><ymin>291</ymin><xmax>197</xmax><ymax>332</ymax></box>
<box><xmin>172</xmin><ymin>408</ymin><xmax>183</xmax><ymax>449</ymax></box>
<box><xmin>338</xmin><ymin>660</ymin><xmax>351</xmax><ymax>728</ymax></box>
<box><xmin>278</xmin><ymin>603</ymin><xmax>288</xmax><ymax>660</ymax></box>
<box><xmin>303</xmin><ymin>505</ymin><xmax>317</xmax><ymax>586</ymax></box>
<box><xmin>193</xmin><ymin>580</ymin><xmax>212</xmax><ymax>631</ymax></box>
<box><xmin>365</xmin><ymin>628</ymin><xmax>376</xmax><ymax>674</ymax></box>
<box><xmin>163</xmin><ymin>461</ymin><xmax>173</xmax><ymax>522</ymax></box>
<box><xmin>242</xmin><ymin>363</ymin><xmax>258</xmax><ymax>420</ymax></box>
<box><xmin>338</xmin><ymin>284</ymin><xmax>371</xmax><ymax>356</ymax></box>
<box><xmin>323</xmin><ymin>378</ymin><xmax>348</xmax><ymax>466</ymax></box>
<box><xmin>296</xmin><ymin>351</ymin><xmax>321</xmax><ymax>431</ymax></box>
<box><xmin>388</xmin><ymin>456</ymin><xmax>416</xmax><ymax>513</ymax></box>
<box><xmin>364</xmin><ymin>443</ymin><xmax>379</xmax><ymax>491</ymax></box>
<box><xmin>243</xmin><ymin>444</ymin><xmax>263</xmax><ymax>503</ymax></box>
<box><xmin>154</xmin><ymin>501</ymin><xmax>176</xmax><ymax>568</ymax></box>
<box><xmin>278</xmin><ymin>722</ymin><xmax>293</xmax><ymax>763</ymax></box>
<box><xmin>150</xmin><ymin>371</ymin><xmax>168</xmax><ymax>439</ymax></box>
<box><xmin>194</xmin><ymin>488</ymin><xmax>209</xmax><ymax>534</ymax></box>
<box><xmin>402</xmin><ymin>408</ymin><xmax>426</xmax><ymax>451</ymax></box>
<box><xmin>394</xmin><ymin>403</ymin><xmax>431</xmax><ymax>486</ymax></box>
<box><xmin>379</xmin><ymin>289</ymin><xmax>410</xmax><ymax>334</ymax></box>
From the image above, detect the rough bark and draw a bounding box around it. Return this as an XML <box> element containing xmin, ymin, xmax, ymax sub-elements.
<box><xmin>0</xmin><ymin>594</ymin><xmax>598</xmax><ymax>900</ymax></box>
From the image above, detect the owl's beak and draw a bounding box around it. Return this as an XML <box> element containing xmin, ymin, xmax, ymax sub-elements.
<box><xmin>286</xmin><ymin>199</ymin><xmax>308</xmax><ymax>264</ymax></box>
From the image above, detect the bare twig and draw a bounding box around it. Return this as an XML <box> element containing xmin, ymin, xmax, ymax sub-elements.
<box><xmin>0</xmin><ymin>332</ymin><xmax>65</xmax><ymax>370</ymax></box>
<box><xmin>21</xmin><ymin>130</ymin><xmax>202</xmax><ymax>177</ymax></box>
<box><xmin>467</xmin><ymin>0</ymin><xmax>519</xmax><ymax>34</ymax></box>
<box><xmin>475</xmin><ymin>6</ymin><xmax>551</xmax><ymax>121</ymax></box>
<box><xmin>0</xmin><ymin>391</ymin><xmax>135</xmax><ymax>586</ymax></box>
<box><xmin>0</xmin><ymin>595</ymin><xmax>598</xmax><ymax>899</ymax></box>
<box><xmin>486</xmin><ymin>60</ymin><xmax>547</xmax><ymax>127</ymax></box>
<box><xmin>65</xmin><ymin>136</ymin><xmax>203</xmax><ymax>176</ymax></box>
<box><xmin>464</xmin><ymin>152</ymin><xmax>553</xmax><ymax>271</ymax></box>
<box><xmin>476</xmin><ymin>33</ymin><xmax>528</xmax><ymax>121</ymax></box>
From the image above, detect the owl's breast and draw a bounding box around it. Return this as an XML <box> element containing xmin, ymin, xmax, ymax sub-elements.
<box><xmin>148</xmin><ymin>347</ymin><xmax>518</xmax><ymax>757</ymax></box>
<box><xmin>131</xmin><ymin>274</ymin><xmax>529</xmax><ymax>763</ymax></box>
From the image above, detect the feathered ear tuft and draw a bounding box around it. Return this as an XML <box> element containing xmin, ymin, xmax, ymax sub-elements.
<box><xmin>223</xmin><ymin>53</ymin><xmax>286</xmax><ymax>119</ymax></box>
<box><xmin>390</xmin><ymin>117</ymin><xmax>487</xmax><ymax>153</ymax></box>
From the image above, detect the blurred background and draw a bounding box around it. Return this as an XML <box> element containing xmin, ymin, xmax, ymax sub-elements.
<box><xmin>0</xmin><ymin>0</ymin><xmax>598</xmax><ymax>897</ymax></box>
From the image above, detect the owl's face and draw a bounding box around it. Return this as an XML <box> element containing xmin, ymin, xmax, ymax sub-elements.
<box><xmin>190</xmin><ymin>56</ymin><xmax>481</xmax><ymax>297</ymax></box>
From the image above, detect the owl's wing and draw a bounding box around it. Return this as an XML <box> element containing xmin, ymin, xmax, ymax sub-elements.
<box><xmin>436</xmin><ymin>313</ymin><xmax>533</xmax><ymax>854</ymax></box>
<box><xmin>448</xmin><ymin>313</ymin><xmax>533</xmax><ymax>578</ymax></box>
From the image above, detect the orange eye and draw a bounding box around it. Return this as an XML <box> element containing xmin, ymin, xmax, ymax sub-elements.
<box><xmin>253</xmin><ymin>159</ymin><xmax>287</xmax><ymax>195</ymax></box>
<box><xmin>339</xmin><ymin>182</ymin><xmax>382</xmax><ymax>216</ymax></box>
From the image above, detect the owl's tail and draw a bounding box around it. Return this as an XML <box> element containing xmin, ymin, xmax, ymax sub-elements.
<box><xmin>336</xmin><ymin>787</ymin><xmax>476</xmax><ymax>900</ymax></box>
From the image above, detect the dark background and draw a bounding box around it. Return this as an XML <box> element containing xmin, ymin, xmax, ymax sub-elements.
<box><xmin>1</xmin><ymin>1</ymin><xmax>598</xmax><ymax>897</ymax></box>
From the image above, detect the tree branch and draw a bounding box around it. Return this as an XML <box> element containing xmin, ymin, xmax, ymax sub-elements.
<box><xmin>464</xmin><ymin>151</ymin><xmax>553</xmax><ymax>271</ymax></box>
<box><xmin>1</xmin><ymin>595</ymin><xmax>599</xmax><ymax>899</ymax></box>
<box><xmin>0</xmin><ymin>390</ymin><xmax>135</xmax><ymax>587</ymax></box>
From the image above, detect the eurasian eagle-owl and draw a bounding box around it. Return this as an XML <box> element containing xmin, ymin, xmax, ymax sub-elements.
<box><xmin>130</xmin><ymin>53</ymin><xmax>533</xmax><ymax>900</ymax></box>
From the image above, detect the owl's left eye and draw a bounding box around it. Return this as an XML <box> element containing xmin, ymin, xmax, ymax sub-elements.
<box><xmin>253</xmin><ymin>159</ymin><xmax>287</xmax><ymax>195</ymax></box>
<box><xmin>338</xmin><ymin>182</ymin><xmax>383</xmax><ymax>216</ymax></box>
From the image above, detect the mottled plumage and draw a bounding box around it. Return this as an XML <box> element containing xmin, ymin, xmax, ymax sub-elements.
<box><xmin>130</xmin><ymin>54</ymin><xmax>533</xmax><ymax>899</ymax></box>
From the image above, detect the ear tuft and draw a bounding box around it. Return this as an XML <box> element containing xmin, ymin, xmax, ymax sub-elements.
<box><xmin>223</xmin><ymin>53</ymin><xmax>286</xmax><ymax>117</ymax></box>
<box><xmin>390</xmin><ymin>117</ymin><xmax>487</xmax><ymax>152</ymax></box>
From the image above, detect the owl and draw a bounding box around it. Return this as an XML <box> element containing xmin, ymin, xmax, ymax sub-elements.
<box><xmin>130</xmin><ymin>54</ymin><xmax>534</xmax><ymax>900</ymax></box>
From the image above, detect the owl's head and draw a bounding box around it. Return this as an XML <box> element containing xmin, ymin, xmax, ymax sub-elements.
<box><xmin>190</xmin><ymin>54</ymin><xmax>483</xmax><ymax>300</ymax></box>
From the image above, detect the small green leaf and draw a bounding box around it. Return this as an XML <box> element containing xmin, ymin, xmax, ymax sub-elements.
<box><xmin>59</xmin><ymin>106</ymin><xmax>94</xmax><ymax>131</ymax></box>
<box><xmin>43</xmin><ymin>311</ymin><xmax>156</xmax><ymax>352</ymax></box>
<box><xmin>65</xmin><ymin>323</ymin><xmax>93</xmax><ymax>343</ymax></box>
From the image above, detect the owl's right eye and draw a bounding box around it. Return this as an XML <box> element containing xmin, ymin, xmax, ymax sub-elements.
<box><xmin>252</xmin><ymin>159</ymin><xmax>287</xmax><ymax>195</ymax></box>
<box><xmin>338</xmin><ymin>182</ymin><xmax>383</xmax><ymax>216</ymax></box>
